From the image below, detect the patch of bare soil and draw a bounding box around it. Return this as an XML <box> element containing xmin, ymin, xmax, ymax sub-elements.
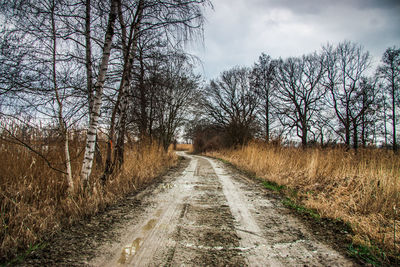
<box><xmin>16</xmin><ymin>153</ymin><xmax>360</xmax><ymax>266</ymax></box>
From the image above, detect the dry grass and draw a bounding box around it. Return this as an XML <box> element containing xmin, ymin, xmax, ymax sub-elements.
<box><xmin>174</xmin><ymin>143</ymin><xmax>193</xmax><ymax>152</ymax></box>
<box><xmin>206</xmin><ymin>141</ymin><xmax>400</xmax><ymax>255</ymax></box>
<box><xmin>0</xmin><ymin>133</ymin><xmax>177</xmax><ymax>261</ymax></box>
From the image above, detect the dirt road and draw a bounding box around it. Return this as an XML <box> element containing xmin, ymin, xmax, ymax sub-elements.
<box><xmin>86</xmin><ymin>153</ymin><xmax>356</xmax><ymax>266</ymax></box>
<box><xmin>20</xmin><ymin>152</ymin><xmax>357</xmax><ymax>266</ymax></box>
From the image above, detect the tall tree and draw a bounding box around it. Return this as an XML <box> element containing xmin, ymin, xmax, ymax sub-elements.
<box><xmin>49</xmin><ymin>0</ymin><xmax>74</xmax><ymax>191</ymax></box>
<box><xmin>153</xmin><ymin>53</ymin><xmax>200</xmax><ymax>150</ymax></box>
<box><xmin>104</xmin><ymin>0</ymin><xmax>145</xmax><ymax>176</ymax></box>
<box><xmin>103</xmin><ymin>0</ymin><xmax>209</xmax><ymax>177</ymax></box>
<box><xmin>80</xmin><ymin>0</ymin><xmax>119</xmax><ymax>185</ymax></box>
<box><xmin>274</xmin><ymin>53</ymin><xmax>325</xmax><ymax>147</ymax></box>
<box><xmin>202</xmin><ymin>67</ymin><xmax>259</xmax><ymax>146</ymax></box>
<box><xmin>251</xmin><ymin>53</ymin><xmax>277</xmax><ymax>142</ymax></box>
<box><xmin>322</xmin><ymin>41</ymin><xmax>371</xmax><ymax>148</ymax></box>
<box><xmin>378</xmin><ymin>46</ymin><xmax>400</xmax><ymax>151</ymax></box>
<box><xmin>349</xmin><ymin>77</ymin><xmax>378</xmax><ymax>149</ymax></box>
<box><xmin>0</xmin><ymin>0</ymin><xmax>82</xmax><ymax>191</ymax></box>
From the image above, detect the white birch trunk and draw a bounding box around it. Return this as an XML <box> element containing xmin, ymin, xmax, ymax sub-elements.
<box><xmin>81</xmin><ymin>0</ymin><xmax>118</xmax><ymax>185</ymax></box>
<box><xmin>50</xmin><ymin>0</ymin><xmax>74</xmax><ymax>193</ymax></box>
<box><xmin>64</xmin><ymin>130</ymin><xmax>74</xmax><ymax>191</ymax></box>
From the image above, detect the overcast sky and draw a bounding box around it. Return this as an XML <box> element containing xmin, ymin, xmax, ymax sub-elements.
<box><xmin>188</xmin><ymin>0</ymin><xmax>400</xmax><ymax>80</ymax></box>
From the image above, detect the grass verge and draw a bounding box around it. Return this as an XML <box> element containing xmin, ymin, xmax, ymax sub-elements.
<box><xmin>282</xmin><ymin>198</ymin><xmax>321</xmax><ymax>221</ymax></box>
<box><xmin>262</xmin><ymin>180</ymin><xmax>285</xmax><ymax>192</ymax></box>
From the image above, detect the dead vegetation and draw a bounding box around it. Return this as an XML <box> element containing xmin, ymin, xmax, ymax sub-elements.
<box><xmin>206</xmin><ymin>141</ymin><xmax>400</xmax><ymax>258</ymax></box>
<box><xmin>174</xmin><ymin>143</ymin><xmax>194</xmax><ymax>152</ymax></box>
<box><xmin>0</xmin><ymin>129</ymin><xmax>177</xmax><ymax>262</ymax></box>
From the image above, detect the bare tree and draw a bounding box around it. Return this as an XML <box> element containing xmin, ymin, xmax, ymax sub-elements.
<box><xmin>349</xmin><ymin>77</ymin><xmax>379</xmax><ymax>149</ymax></box>
<box><xmin>153</xmin><ymin>53</ymin><xmax>200</xmax><ymax>150</ymax></box>
<box><xmin>80</xmin><ymin>0</ymin><xmax>118</xmax><ymax>186</ymax></box>
<box><xmin>103</xmin><ymin>0</ymin><xmax>210</xmax><ymax>177</ymax></box>
<box><xmin>250</xmin><ymin>53</ymin><xmax>277</xmax><ymax>142</ymax></box>
<box><xmin>274</xmin><ymin>53</ymin><xmax>325</xmax><ymax>147</ymax></box>
<box><xmin>322</xmin><ymin>41</ymin><xmax>371</xmax><ymax>148</ymax></box>
<box><xmin>0</xmin><ymin>0</ymin><xmax>87</xmax><ymax>191</ymax></box>
<box><xmin>376</xmin><ymin>82</ymin><xmax>390</xmax><ymax>146</ymax></box>
<box><xmin>123</xmin><ymin>46</ymin><xmax>199</xmax><ymax>151</ymax></box>
<box><xmin>202</xmin><ymin>67</ymin><xmax>259</xmax><ymax>146</ymax></box>
<box><xmin>378</xmin><ymin>46</ymin><xmax>400</xmax><ymax>151</ymax></box>
<box><xmin>49</xmin><ymin>0</ymin><xmax>74</xmax><ymax>191</ymax></box>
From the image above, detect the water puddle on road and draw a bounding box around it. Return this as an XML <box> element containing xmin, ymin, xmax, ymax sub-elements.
<box><xmin>118</xmin><ymin>237</ymin><xmax>142</xmax><ymax>264</ymax></box>
<box><xmin>162</xmin><ymin>183</ymin><xmax>174</xmax><ymax>189</ymax></box>
<box><xmin>118</xmin><ymin>219</ymin><xmax>157</xmax><ymax>264</ymax></box>
<box><xmin>117</xmin><ymin>217</ymin><xmax>160</xmax><ymax>265</ymax></box>
<box><xmin>155</xmin><ymin>208</ymin><xmax>163</xmax><ymax>217</ymax></box>
<box><xmin>142</xmin><ymin>218</ymin><xmax>157</xmax><ymax>231</ymax></box>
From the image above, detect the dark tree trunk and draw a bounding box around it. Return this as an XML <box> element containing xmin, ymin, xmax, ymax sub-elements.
<box><xmin>353</xmin><ymin>123</ymin><xmax>359</xmax><ymax>150</ymax></box>
<box><xmin>139</xmin><ymin>47</ymin><xmax>147</xmax><ymax>138</ymax></box>
<box><xmin>392</xmin><ymin>81</ymin><xmax>397</xmax><ymax>152</ymax></box>
<box><xmin>345</xmin><ymin>120</ymin><xmax>351</xmax><ymax>148</ymax></box>
<box><xmin>301</xmin><ymin>128</ymin><xmax>307</xmax><ymax>148</ymax></box>
<box><xmin>265</xmin><ymin>97</ymin><xmax>269</xmax><ymax>142</ymax></box>
<box><xmin>104</xmin><ymin>0</ymin><xmax>144</xmax><ymax>178</ymax></box>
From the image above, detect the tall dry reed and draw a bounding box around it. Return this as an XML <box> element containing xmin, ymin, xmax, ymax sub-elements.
<box><xmin>174</xmin><ymin>143</ymin><xmax>194</xmax><ymax>152</ymax></box>
<box><xmin>207</xmin><ymin>141</ymin><xmax>400</xmax><ymax>254</ymax></box>
<box><xmin>0</xmin><ymin>134</ymin><xmax>177</xmax><ymax>261</ymax></box>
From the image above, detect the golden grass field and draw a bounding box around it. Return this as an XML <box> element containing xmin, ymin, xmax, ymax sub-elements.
<box><xmin>0</xmin><ymin>137</ymin><xmax>177</xmax><ymax>261</ymax></box>
<box><xmin>174</xmin><ymin>143</ymin><xmax>194</xmax><ymax>152</ymax></box>
<box><xmin>206</xmin><ymin>141</ymin><xmax>400</xmax><ymax>256</ymax></box>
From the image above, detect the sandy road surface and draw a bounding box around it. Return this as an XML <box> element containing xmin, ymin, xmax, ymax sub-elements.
<box><xmin>88</xmin><ymin>153</ymin><xmax>356</xmax><ymax>267</ymax></box>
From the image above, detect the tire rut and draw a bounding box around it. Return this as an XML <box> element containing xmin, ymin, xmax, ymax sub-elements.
<box><xmin>92</xmin><ymin>154</ymin><xmax>245</xmax><ymax>266</ymax></box>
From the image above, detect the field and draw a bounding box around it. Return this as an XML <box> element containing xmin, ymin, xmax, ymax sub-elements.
<box><xmin>173</xmin><ymin>143</ymin><xmax>194</xmax><ymax>152</ymax></box>
<box><xmin>206</xmin><ymin>141</ymin><xmax>400</xmax><ymax>258</ymax></box>
<box><xmin>0</xmin><ymin>134</ymin><xmax>177</xmax><ymax>261</ymax></box>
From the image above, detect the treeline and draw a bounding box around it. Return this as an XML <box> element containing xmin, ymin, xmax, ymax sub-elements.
<box><xmin>189</xmin><ymin>41</ymin><xmax>400</xmax><ymax>152</ymax></box>
<box><xmin>0</xmin><ymin>0</ymin><xmax>210</xmax><ymax>192</ymax></box>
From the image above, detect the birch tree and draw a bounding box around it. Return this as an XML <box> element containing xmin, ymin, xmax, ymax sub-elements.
<box><xmin>104</xmin><ymin>0</ymin><xmax>210</xmax><ymax>177</ymax></box>
<box><xmin>104</xmin><ymin>0</ymin><xmax>145</xmax><ymax>176</ymax></box>
<box><xmin>49</xmin><ymin>0</ymin><xmax>74</xmax><ymax>191</ymax></box>
<box><xmin>80</xmin><ymin>0</ymin><xmax>118</xmax><ymax>185</ymax></box>
<box><xmin>0</xmin><ymin>0</ymin><xmax>79</xmax><ymax>191</ymax></box>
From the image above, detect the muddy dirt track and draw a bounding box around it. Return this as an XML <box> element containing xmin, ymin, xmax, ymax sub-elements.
<box><xmin>21</xmin><ymin>153</ymin><xmax>359</xmax><ymax>266</ymax></box>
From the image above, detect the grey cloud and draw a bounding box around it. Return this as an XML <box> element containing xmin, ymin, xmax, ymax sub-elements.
<box><xmin>190</xmin><ymin>0</ymin><xmax>400</xmax><ymax>80</ymax></box>
<box><xmin>352</xmin><ymin>0</ymin><xmax>400</xmax><ymax>10</ymax></box>
<box><xmin>253</xmin><ymin>0</ymin><xmax>400</xmax><ymax>14</ymax></box>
